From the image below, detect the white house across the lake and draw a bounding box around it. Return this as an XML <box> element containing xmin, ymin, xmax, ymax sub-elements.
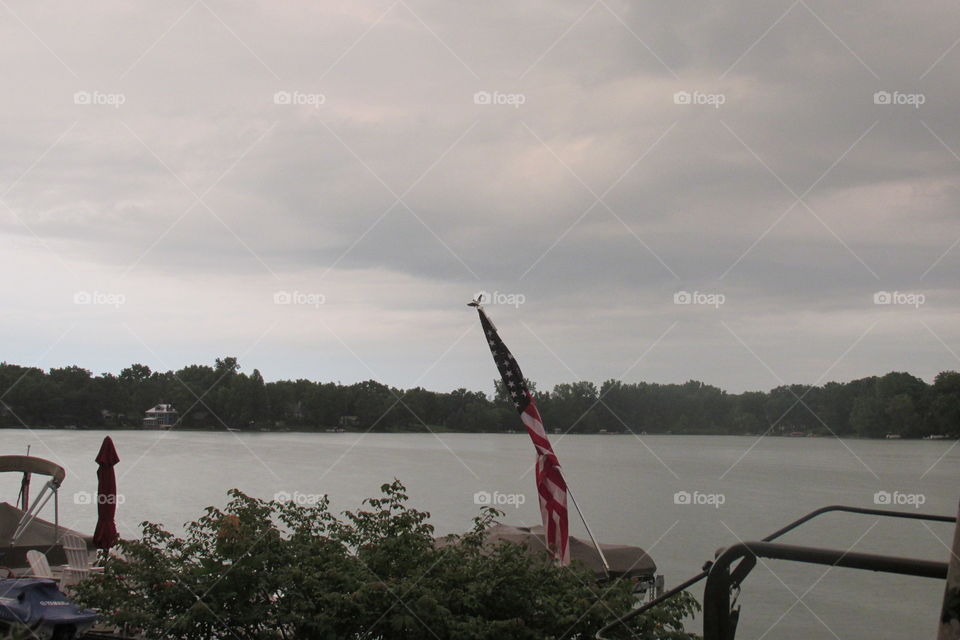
<box><xmin>143</xmin><ymin>403</ymin><xmax>178</xmax><ymax>429</ymax></box>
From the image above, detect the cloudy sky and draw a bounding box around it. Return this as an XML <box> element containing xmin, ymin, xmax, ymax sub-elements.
<box><xmin>1</xmin><ymin>0</ymin><xmax>958</xmax><ymax>395</ymax></box>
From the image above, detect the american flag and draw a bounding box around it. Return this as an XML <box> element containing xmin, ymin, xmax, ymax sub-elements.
<box><xmin>476</xmin><ymin>307</ymin><xmax>570</xmax><ymax>565</ymax></box>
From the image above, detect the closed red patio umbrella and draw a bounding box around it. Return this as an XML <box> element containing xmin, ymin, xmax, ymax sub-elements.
<box><xmin>92</xmin><ymin>436</ymin><xmax>119</xmax><ymax>550</ymax></box>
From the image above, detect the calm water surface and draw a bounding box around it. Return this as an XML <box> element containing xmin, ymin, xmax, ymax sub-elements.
<box><xmin>0</xmin><ymin>430</ymin><xmax>956</xmax><ymax>639</ymax></box>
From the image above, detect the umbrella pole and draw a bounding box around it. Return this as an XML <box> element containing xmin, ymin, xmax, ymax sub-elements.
<box><xmin>19</xmin><ymin>446</ymin><xmax>31</xmax><ymax>511</ymax></box>
<box><xmin>567</xmin><ymin>487</ymin><xmax>611</xmax><ymax>577</ymax></box>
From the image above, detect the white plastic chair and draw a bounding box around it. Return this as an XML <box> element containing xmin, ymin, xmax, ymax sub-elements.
<box><xmin>26</xmin><ymin>550</ymin><xmax>52</xmax><ymax>578</ymax></box>
<box><xmin>61</xmin><ymin>533</ymin><xmax>99</xmax><ymax>587</ymax></box>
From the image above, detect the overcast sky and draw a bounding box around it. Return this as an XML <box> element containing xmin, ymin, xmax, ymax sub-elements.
<box><xmin>1</xmin><ymin>0</ymin><xmax>958</xmax><ymax>395</ymax></box>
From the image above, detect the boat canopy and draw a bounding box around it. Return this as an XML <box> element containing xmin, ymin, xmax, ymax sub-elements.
<box><xmin>0</xmin><ymin>456</ymin><xmax>70</xmax><ymax>554</ymax></box>
<box><xmin>0</xmin><ymin>456</ymin><xmax>65</xmax><ymax>486</ymax></box>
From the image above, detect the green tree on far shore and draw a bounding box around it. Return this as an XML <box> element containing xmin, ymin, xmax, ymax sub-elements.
<box><xmin>0</xmin><ymin>358</ymin><xmax>958</xmax><ymax>438</ymax></box>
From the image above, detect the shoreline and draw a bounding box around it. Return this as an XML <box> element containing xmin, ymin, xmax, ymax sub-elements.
<box><xmin>0</xmin><ymin>426</ymin><xmax>952</xmax><ymax>441</ymax></box>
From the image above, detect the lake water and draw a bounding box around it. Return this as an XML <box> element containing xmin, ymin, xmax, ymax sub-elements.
<box><xmin>0</xmin><ymin>430</ymin><xmax>956</xmax><ymax>639</ymax></box>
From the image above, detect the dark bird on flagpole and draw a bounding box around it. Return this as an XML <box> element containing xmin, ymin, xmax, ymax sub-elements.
<box><xmin>467</xmin><ymin>298</ymin><xmax>482</xmax><ymax>308</ymax></box>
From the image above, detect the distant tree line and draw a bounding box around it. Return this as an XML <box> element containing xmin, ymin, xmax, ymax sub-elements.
<box><xmin>0</xmin><ymin>358</ymin><xmax>957</xmax><ymax>438</ymax></box>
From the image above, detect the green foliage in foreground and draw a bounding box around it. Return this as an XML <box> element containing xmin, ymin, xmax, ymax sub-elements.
<box><xmin>0</xmin><ymin>627</ymin><xmax>34</xmax><ymax>640</ymax></box>
<box><xmin>74</xmin><ymin>481</ymin><xmax>700</xmax><ymax>640</ymax></box>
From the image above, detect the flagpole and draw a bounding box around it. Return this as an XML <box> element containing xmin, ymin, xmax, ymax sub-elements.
<box><xmin>567</xmin><ymin>486</ymin><xmax>611</xmax><ymax>577</ymax></box>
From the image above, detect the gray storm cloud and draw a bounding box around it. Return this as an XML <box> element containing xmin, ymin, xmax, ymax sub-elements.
<box><xmin>0</xmin><ymin>0</ymin><xmax>957</xmax><ymax>393</ymax></box>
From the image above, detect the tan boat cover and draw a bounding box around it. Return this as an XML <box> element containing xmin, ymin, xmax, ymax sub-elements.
<box><xmin>0</xmin><ymin>502</ymin><xmax>92</xmax><ymax>569</ymax></box>
<box><xmin>440</xmin><ymin>522</ymin><xmax>656</xmax><ymax>579</ymax></box>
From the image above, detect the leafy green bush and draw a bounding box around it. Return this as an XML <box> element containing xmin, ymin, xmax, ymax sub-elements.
<box><xmin>0</xmin><ymin>626</ymin><xmax>35</xmax><ymax>640</ymax></box>
<box><xmin>74</xmin><ymin>481</ymin><xmax>699</xmax><ymax>639</ymax></box>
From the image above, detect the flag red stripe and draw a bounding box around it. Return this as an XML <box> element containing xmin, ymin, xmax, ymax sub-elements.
<box><xmin>524</xmin><ymin>396</ymin><xmax>569</xmax><ymax>565</ymax></box>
